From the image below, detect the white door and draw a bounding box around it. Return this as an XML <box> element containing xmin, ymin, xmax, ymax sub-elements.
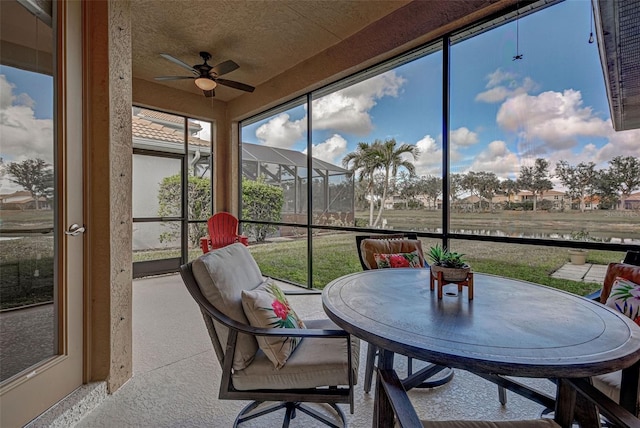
<box><xmin>0</xmin><ymin>1</ymin><xmax>84</xmax><ymax>426</ymax></box>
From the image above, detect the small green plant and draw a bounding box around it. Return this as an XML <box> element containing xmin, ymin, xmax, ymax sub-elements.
<box><xmin>427</xmin><ymin>244</ymin><xmax>468</xmax><ymax>268</ymax></box>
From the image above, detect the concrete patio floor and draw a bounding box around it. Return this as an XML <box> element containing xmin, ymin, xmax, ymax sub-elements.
<box><xmin>67</xmin><ymin>273</ymin><xmax>562</xmax><ymax>428</ymax></box>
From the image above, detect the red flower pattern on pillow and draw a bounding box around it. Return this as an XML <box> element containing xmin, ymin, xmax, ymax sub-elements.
<box><xmin>271</xmin><ymin>300</ymin><xmax>289</xmax><ymax>320</ymax></box>
<box><xmin>374</xmin><ymin>250</ymin><xmax>422</xmax><ymax>269</ymax></box>
<box><xmin>389</xmin><ymin>254</ymin><xmax>411</xmax><ymax>268</ymax></box>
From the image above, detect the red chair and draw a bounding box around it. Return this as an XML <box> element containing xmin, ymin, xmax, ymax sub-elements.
<box><xmin>199</xmin><ymin>212</ymin><xmax>249</xmax><ymax>253</ymax></box>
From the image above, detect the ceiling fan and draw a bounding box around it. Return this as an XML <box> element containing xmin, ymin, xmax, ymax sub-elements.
<box><xmin>154</xmin><ymin>51</ymin><xmax>255</xmax><ymax>97</ymax></box>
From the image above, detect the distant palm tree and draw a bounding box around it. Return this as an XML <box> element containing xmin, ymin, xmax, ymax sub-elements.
<box><xmin>342</xmin><ymin>142</ymin><xmax>383</xmax><ymax>226</ymax></box>
<box><xmin>371</xmin><ymin>139</ymin><xmax>419</xmax><ymax>227</ymax></box>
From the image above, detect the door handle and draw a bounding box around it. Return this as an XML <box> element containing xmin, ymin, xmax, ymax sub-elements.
<box><xmin>65</xmin><ymin>223</ymin><xmax>86</xmax><ymax>236</ymax></box>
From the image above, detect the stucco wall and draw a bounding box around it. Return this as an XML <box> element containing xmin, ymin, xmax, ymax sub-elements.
<box><xmin>85</xmin><ymin>0</ymin><xmax>133</xmax><ymax>392</ymax></box>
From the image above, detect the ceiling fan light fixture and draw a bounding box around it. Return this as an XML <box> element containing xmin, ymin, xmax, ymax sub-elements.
<box><xmin>195</xmin><ymin>77</ymin><xmax>216</xmax><ymax>91</ymax></box>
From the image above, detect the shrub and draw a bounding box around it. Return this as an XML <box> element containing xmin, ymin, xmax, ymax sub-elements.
<box><xmin>157</xmin><ymin>174</ymin><xmax>211</xmax><ymax>246</ymax></box>
<box><xmin>242</xmin><ymin>177</ymin><xmax>284</xmax><ymax>242</ymax></box>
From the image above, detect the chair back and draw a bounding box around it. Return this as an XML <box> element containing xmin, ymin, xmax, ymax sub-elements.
<box><xmin>180</xmin><ymin>262</ymin><xmax>227</xmax><ymax>367</ymax></box>
<box><xmin>208</xmin><ymin>212</ymin><xmax>241</xmax><ymax>250</ymax></box>
<box><xmin>601</xmin><ymin>262</ymin><xmax>640</xmax><ymax>303</ymax></box>
<box><xmin>623</xmin><ymin>251</ymin><xmax>640</xmax><ymax>266</ymax></box>
<box><xmin>355</xmin><ymin>233</ymin><xmax>423</xmax><ymax>270</ymax></box>
<box><xmin>181</xmin><ymin>243</ymin><xmax>264</xmax><ymax>371</ymax></box>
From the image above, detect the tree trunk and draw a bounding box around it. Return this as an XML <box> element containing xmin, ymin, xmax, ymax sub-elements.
<box><xmin>373</xmin><ymin>168</ymin><xmax>390</xmax><ymax>227</ymax></box>
<box><xmin>532</xmin><ymin>193</ymin><xmax>537</xmax><ymax>212</ymax></box>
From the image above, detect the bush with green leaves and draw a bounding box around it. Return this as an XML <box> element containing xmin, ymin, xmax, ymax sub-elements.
<box><xmin>157</xmin><ymin>174</ymin><xmax>211</xmax><ymax>246</ymax></box>
<box><xmin>242</xmin><ymin>177</ymin><xmax>284</xmax><ymax>242</ymax></box>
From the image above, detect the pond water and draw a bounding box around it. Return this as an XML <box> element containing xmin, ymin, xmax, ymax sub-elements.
<box><xmin>419</xmin><ymin>227</ymin><xmax>640</xmax><ymax>245</ymax></box>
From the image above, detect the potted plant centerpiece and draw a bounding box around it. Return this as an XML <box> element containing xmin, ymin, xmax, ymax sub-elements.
<box><xmin>427</xmin><ymin>244</ymin><xmax>471</xmax><ymax>282</ymax></box>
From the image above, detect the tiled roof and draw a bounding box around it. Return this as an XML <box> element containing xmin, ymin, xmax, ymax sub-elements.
<box><xmin>137</xmin><ymin>109</ymin><xmax>185</xmax><ymax>124</ymax></box>
<box><xmin>132</xmin><ymin>116</ymin><xmax>209</xmax><ymax>147</ymax></box>
<box><xmin>626</xmin><ymin>192</ymin><xmax>640</xmax><ymax>201</ymax></box>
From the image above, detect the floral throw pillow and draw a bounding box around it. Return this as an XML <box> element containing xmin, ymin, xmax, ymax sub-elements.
<box><xmin>241</xmin><ymin>281</ymin><xmax>306</xmax><ymax>368</ymax></box>
<box><xmin>605</xmin><ymin>277</ymin><xmax>640</xmax><ymax>326</ymax></box>
<box><xmin>374</xmin><ymin>250</ymin><xmax>423</xmax><ymax>269</ymax></box>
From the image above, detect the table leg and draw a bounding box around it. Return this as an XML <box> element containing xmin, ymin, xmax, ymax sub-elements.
<box><xmin>374</xmin><ymin>349</ymin><xmax>395</xmax><ymax>428</ymax></box>
<box><xmin>621</xmin><ymin>360</ymin><xmax>640</xmax><ymax>416</ymax></box>
<box><xmin>556</xmin><ymin>378</ymin><xmax>600</xmax><ymax>427</ymax></box>
<box><xmin>555</xmin><ymin>378</ymin><xmax>577</xmax><ymax>427</ymax></box>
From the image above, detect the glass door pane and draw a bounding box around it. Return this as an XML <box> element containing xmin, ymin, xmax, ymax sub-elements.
<box><xmin>0</xmin><ymin>0</ymin><xmax>55</xmax><ymax>384</ymax></box>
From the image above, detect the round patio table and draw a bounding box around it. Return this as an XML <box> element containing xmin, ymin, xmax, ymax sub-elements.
<box><xmin>322</xmin><ymin>269</ymin><xmax>640</xmax><ymax>424</ymax></box>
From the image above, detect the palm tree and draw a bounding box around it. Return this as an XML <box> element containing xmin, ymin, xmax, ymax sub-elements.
<box><xmin>371</xmin><ymin>138</ymin><xmax>419</xmax><ymax>227</ymax></box>
<box><xmin>342</xmin><ymin>142</ymin><xmax>382</xmax><ymax>226</ymax></box>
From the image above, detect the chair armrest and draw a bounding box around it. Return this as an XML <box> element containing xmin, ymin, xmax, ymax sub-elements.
<box><xmin>238</xmin><ymin>235</ymin><xmax>249</xmax><ymax>246</ymax></box>
<box><xmin>199</xmin><ymin>236</ymin><xmax>210</xmax><ymax>254</ymax></box>
<box><xmin>378</xmin><ymin>368</ymin><xmax>423</xmax><ymax>428</ymax></box>
<box><xmin>566</xmin><ymin>378</ymin><xmax>640</xmax><ymax>427</ymax></box>
<box><xmin>584</xmin><ymin>289</ymin><xmax>601</xmax><ymax>302</ymax></box>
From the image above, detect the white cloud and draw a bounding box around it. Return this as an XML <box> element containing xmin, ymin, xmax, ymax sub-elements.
<box><xmin>485</xmin><ymin>69</ymin><xmax>517</xmax><ymax>88</ymax></box>
<box><xmin>476</xmin><ymin>69</ymin><xmax>537</xmax><ymax>103</ymax></box>
<box><xmin>468</xmin><ymin>140</ymin><xmax>520</xmax><ymax>178</ymax></box>
<box><xmin>0</xmin><ymin>75</ymin><xmax>15</xmax><ymax>109</ymax></box>
<box><xmin>594</xmin><ymin>128</ymin><xmax>640</xmax><ymax>162</ymax></box>
<box><xmin>255</xmin><ymin>113</ymin><xmax>306</xmax><ymax>149</ymax></box>
<box><xmin>252</xmin><ymin>71</ymin><xmax>405</xmax><ymax>148</ymax></box>
<box><xmin>413</xmin><ymin>134</ymin><xmax>442</xmax><ymax>176</ymax></box>
<box><xmin>450</xmin><ymin>127</ymin><xmax>479</xmax><ymax>147</ymax></box>
<box><xmin>312</xmin><ymin>70</ymin><xmax>406</xmax><ymax>135</ymax></box>
<box><xmin>496</xmin><ymin>89</ymin><xmax>611</xmax><ymax>153</ymax></box>
<box><xmin>0</xmin><ymin>74</ymin><xmax>53</xmax><ymax>193</ymax></box>
<box><xmin>303</xmin><ymin>134</ymin><xmax>348</xmax><ymax>165</ymax></box>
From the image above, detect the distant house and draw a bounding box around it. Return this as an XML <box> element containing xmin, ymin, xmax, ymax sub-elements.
<box><xmin>624</xmin><ymin>192</ymin><xmax>640</xmax><ymax>210</ymax></box>
<box><xmin>582</xmin><ymin>195</ymin><xmax>601</xmax><ymax>211</ymax></box>
<box><xmin>492</xmin><ymin>189</ymin><xmax>569</xmax><ymax>210</ymax></box>
<box><xmin>0</xmin><ymin>190</ymin><xmax>49</xmax><ymax>210</ymax></box>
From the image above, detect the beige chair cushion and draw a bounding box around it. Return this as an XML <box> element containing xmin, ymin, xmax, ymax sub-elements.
<box><xmin>192</xmin><ymin>243</ymin><xmax>262</xmax><ymax>370</ymax></box>
<box><xmin>242</xmin><ymin>280</ymin><xmax>306</xmax><ymax>369</ymax></box>
<box><xmin>592</xmin><ymin>370</ymin><xmax>626</xmax><ymax>404</ymax></box>
<box><xmin>417</xmin><ymin>420</ymin><xmax>560</xmax><ymax>428</ymax></box>
<box><xmin>232</xmin><ymin>319</ymin><xmax>360</xmax><ymax>391</ymax></box>
<box><xmin>591</xmin><ymin>367</ymin><xmax>640</xmax><ymax>408</ymax></box>
<box><xmin>360</xmin><ymin>239</ymin><xmax>425</xmax><ymax>269</ymax></box>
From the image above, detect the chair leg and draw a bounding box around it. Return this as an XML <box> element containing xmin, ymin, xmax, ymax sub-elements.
<box><xmin>234</xmin><ymin>401</ymin><xmax>346</xmax><ymax>427</ymax></box>
<box><xmin>364</xmin><ymin>342</ymin><xmax>378</xmax><ymax>393</ymax></box>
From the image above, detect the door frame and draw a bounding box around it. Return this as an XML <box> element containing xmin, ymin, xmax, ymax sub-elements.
<box><xmin>0</xmin><ymin>1</ymin><xmax>85</xmax><ymax>426</ymax></box>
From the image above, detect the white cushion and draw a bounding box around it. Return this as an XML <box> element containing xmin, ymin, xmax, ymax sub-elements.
<box><xmin>231</xmin><ymin>319</ymin><xmax>360</xmax><ymax>391</ymax></box>
<box><xmin>192</xmin><ymin>243</ymin><xmax>262</xmax><ymax>370</ymax></box>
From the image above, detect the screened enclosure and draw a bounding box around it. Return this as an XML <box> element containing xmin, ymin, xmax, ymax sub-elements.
<box><xmin>241</xmin><ymin>142</ymin><xmax>354</xmax><ymax>228</ymax></box>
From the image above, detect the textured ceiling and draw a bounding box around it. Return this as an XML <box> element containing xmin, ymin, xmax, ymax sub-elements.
<box><xmin>131</xmin><ymin>0</ymin><xmax>411</xmax><ymax>102</ymax></box>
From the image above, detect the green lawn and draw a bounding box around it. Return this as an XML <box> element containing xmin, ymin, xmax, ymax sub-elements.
<box><xmin>247</xmin><ymin>233</ymin><xmax>619</xmax><ymax>296</ymax></box>
<box><xmin>2</xmin><ymin>208</ymin><xmax>635</xmax><ymax>309</ymax></box>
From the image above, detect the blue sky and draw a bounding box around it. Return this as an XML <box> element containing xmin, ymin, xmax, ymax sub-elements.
<box><xmin>0</xmin><ymin>65</ymin><xmax>53</xmax><ymax>119</ymax></box>
<box><xmin>242</xmin><ymin>0</ymin><xmax>639</xmax><ymax>182</ymax></box>
<box><xmin>2</xmin><ymin>0</ymin><xmax>639</xmax><ymax>195</ymax></box>
<box><xmin>0</xmin><ymin>66</ymin><xmax>54</xmax><ymax>193</ymax></box>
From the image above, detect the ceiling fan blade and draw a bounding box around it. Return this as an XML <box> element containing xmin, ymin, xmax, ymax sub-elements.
<box><xmin>160</xmin><ymin>53</ymin><xmax>198</xmax><ymax>75</ymax></box>
<box><xmin>154</xmin><ymin>76</ymin><xmax>195</xmax><ymax>81</ymax></box>
<box><xmin>210</xmin><ymin>60</ymin><xmax>239</xmax><ymax>77</ymax></box>
<box><xmin>216</xmin><ymin>78</ymin><xmax>255</xmax><ymax>93</ymax></box>
<box><xmin>203</xmin><ymin>89</ymin><xmax>215</xmax><ymax>98</ymax></box>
